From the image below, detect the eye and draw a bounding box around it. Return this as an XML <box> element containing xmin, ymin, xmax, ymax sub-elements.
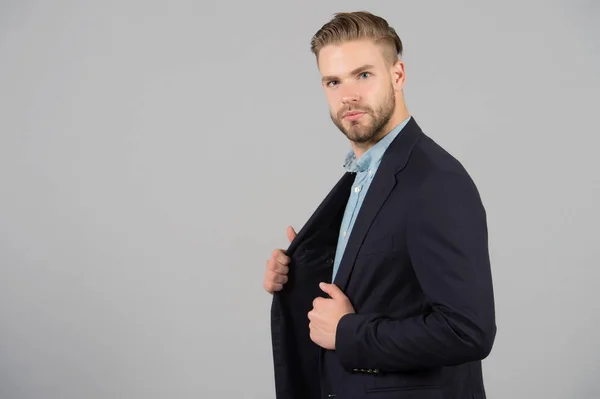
<box><xmin>326</xmin><ymin>80</ymin><xmax>339</xmax><ymax>88</ymax></box>
<box><xmin>359</xmin><ymin>72</ymin><xmax>371</xmax><ymax>79</ymax></box>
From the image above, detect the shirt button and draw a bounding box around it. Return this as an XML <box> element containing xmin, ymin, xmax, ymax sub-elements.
<box><xmin>354</xmin><ymin>186</ymin><xmax>361</xmax><ymax>193</ymax></box>
<box><xmin>343</xmin><ymin>231</ymin><xmax>347</xmax><ymax>237</ymax></box>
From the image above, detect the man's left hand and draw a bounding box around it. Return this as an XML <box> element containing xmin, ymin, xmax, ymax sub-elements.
<box><xmin>308</xmin><ymin>282</ymin><xmax>355</xmax><ymax>350</ymax></box>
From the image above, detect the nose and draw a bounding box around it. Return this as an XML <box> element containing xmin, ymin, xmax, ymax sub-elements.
<box><xmin>340</xmin><ymin>84</ymin><xmax>360</xmax><ymax>104</ymax></box>
<box><xmin>341</xmin><ymin>92</ymin><xmax>359</xmax><ymax>104</ymax></box>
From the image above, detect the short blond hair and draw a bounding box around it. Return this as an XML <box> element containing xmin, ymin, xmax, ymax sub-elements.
<box><xmin>310</xmin><ymin>11</ymin><xmax>403</xmax><ymax>65</ymax></box>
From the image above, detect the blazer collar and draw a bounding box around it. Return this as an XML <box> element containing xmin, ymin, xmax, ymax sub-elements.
<box><xmin>378</xmin><ymin>116</ymin><xmax>423</xmax><ymax>176</ymax></box>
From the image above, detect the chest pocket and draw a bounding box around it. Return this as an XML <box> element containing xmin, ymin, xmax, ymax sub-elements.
<box><xmin>357</xmin><ymin>231</ymin><xmax>398</xmax><ymax>258</ymax></box>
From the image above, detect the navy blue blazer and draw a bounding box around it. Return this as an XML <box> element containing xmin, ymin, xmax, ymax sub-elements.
<box><xmin>270</xmin><ymin>117</ymin><xmax>496</xmax><ymax>399</ymax></box>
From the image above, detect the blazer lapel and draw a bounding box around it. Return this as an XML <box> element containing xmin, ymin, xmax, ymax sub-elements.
<box><xmin>332</xmin><ymin>169</ymin><xmax>396</xmax><ymax>291</ymax></box>
<box><xmin>286</xmin><ymin>172</ymin><xmax>355</xmax><ymax>257</ymax></box>
<box><xmin>333</xmin><ymin>117</ymin><xmax>424</xmax><ymax>291</ymax></box>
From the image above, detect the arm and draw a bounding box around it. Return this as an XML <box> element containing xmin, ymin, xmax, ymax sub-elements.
<box><xmin>335</xmin><ymin>171</ymin><xmax>496</xmax><ymax>371</ymax></box>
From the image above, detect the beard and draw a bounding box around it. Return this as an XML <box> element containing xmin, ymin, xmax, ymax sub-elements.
<box><xmin>330</xmin><ymin>85</ymin><xmax>396</xmax><ymax>144</ymax></box>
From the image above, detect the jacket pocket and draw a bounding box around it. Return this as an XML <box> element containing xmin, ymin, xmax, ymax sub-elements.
<box><xmin>356</xmin><ymin>231</ymin><xmax>396</xmax><ymax>257</ymax></box>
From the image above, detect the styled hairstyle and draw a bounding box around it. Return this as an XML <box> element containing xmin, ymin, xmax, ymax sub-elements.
<box><xmin>310</xmin><ymin>11</ymin><xmax>403</xmax><ymax>65</ymax></box>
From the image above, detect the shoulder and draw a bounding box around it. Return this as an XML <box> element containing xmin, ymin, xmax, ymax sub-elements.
<box><xmin>405</xmin><ymin>133</ymin><xmax>483</xmax><ymax>203</ymax></box>
<box><xmin>410</xmin><ymin>133</ymin><xmax>469</xmax><ymax>178</ymax></box>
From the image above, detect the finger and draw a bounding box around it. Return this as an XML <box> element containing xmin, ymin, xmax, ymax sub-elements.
<box><xmin>286</xmin><ymin>226</ymin><xmax>297</xmax><ymax>243</ymax></box>
<box><xmin>267</xmin><ymin>256</ymin><xmax>289</xmax><ymax>274</ymax></box>
<box><xmin>274</xmin><ymin>262</ymin><xmax>289</xmax><ymax>275</ymax></box>
<box><xmin>271</xmin><ymin>249</ymin><xmax>291</xmax><ymax>266</ymax></box>
<box><xmin>268</xmin><ymin>269</ymin><xmax>288</xmax><ymax>284</ymax></box>
<box><xmin>319</xmin><ymin>282</ymin><xmax>344</xmax><ymax>299</ymax></box>
<box><xmin>275</xmin><ymin>251</ymin><xmax>291</xmax><ymax>266</ymax></box>
<box><xmin>312</xmin><ymin>297</ymin><xmax>322</xmax><ymax>308</ymax></box>
<box><xmin>264</xmin><ymin>281</ymin><xmax>283</xmax><ymax>293</ymax></box>
<box><xmin>267</xmin><ymin>259</ymin><xmax>290</xmax><ymax>275</ymax></box>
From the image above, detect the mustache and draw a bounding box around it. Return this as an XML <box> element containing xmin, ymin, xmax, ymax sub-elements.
<box><xmin>338</xmin><ymin>107</ymin><xmax>371</xmax><ymax>119</ymax></box>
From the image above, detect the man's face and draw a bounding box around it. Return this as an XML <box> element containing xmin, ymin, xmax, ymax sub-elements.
<box><xmin>318</xmin><ymin>39</ymin><xmax>398</xmax><ymax>144</ymax></box>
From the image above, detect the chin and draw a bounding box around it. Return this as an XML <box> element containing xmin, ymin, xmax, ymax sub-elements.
<box><xmin>347</xmin><ymin>131</ymin><xmax>375</xmax><ymax>144</ymax></box>
<box><xmin>348</xmin><ymin>125</ymin><xmax>373</xmax><ymax>137</ymax></box>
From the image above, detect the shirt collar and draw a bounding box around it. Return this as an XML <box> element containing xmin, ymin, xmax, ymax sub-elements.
<box><xmin>343</xmin><ymin>116</ymin><xmax>412</xmax><ymax>173</ymax></box>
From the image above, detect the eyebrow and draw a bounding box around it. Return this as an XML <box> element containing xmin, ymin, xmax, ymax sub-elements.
<box><xmin>321</xmin><ymin>64</ymin><xmax>375</xmax><ymax>83</ymax></box>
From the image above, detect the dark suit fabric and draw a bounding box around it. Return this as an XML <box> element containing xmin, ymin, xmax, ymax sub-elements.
<box><xmin>270</xmin><ymin>117</ymin><xmax>496</xmax><ymax>399</ymax></box>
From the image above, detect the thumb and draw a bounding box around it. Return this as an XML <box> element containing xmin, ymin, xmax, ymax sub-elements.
<box><xmin>319</xmin><ymin>282</ymin><xmax>345</xmax><ymax>299</ymax></box>
<box><xmin>286</xmin><ymin>225</ymin><xmax>297</xmax><ymax>243</ymax></box>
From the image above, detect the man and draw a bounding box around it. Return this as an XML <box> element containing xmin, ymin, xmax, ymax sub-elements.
<box><xmin>264</xmin><ymin>11</ymin><xmax>496</xmax><ymax>399</ymax></box>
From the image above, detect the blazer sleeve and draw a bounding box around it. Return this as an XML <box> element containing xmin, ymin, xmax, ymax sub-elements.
<box><xmin>335</xmin><ymin>170</ymin><xmax>497</xmax><ymax>372</ymax></box>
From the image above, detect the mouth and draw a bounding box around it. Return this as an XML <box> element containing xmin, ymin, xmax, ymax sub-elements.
<box><xmin>343</xmin><ymin>111</ymin><xmax>366</xmax><ymax>121</ymax></box>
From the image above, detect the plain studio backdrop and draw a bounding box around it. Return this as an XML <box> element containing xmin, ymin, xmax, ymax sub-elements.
<box><xmin>0</xmin><ymin>0</ymin><xmax>598</xmax><ymax>398</ymax></box>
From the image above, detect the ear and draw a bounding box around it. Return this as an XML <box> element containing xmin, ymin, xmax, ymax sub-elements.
<box><xmin>391</xmin><ymin>60</ymin><xmax>406</xmax><ymax>90</ymax></box>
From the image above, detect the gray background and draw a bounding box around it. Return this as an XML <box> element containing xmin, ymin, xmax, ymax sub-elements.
<box><xmin>0</xmin><ymin>0</ymin><xmax>598</xmax><ymax>398</ymax></box>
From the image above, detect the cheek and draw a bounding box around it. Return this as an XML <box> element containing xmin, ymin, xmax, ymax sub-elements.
<box><xmin>327</xmin><ymin>96</ymin><xmax>337</xmax><ymax>108</ymax></box>
<box><xmin>361</xmin><ymin>82</ymin><xmax>379</xmax><ymax>102</ymax></box>
<box><xmin>325</xmin><ymin>93</ymin><xmax>342</xmax><ymax>113</ymax></box>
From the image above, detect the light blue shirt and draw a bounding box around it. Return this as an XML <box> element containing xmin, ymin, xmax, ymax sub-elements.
<box><xmin>331</xmin><ymin>116</ymin><xmax>412</xmax><ymax>281</ymax></box>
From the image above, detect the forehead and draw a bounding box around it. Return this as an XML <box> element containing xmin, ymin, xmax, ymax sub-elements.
<box><xmin>317</xmin><ymin>39</ymin><xmax>386</xmax><ymax>76</ymax></box>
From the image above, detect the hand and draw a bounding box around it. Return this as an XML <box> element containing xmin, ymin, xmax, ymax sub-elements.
<box><xmin>308</xmin><ymin>282</ymin><xmax>355</xmax><ymax>350</ymax></box>
<box><xmin>263</xmin><ymin>226</ymin><xmax>296</xmax><ymax>294</ymax></box>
